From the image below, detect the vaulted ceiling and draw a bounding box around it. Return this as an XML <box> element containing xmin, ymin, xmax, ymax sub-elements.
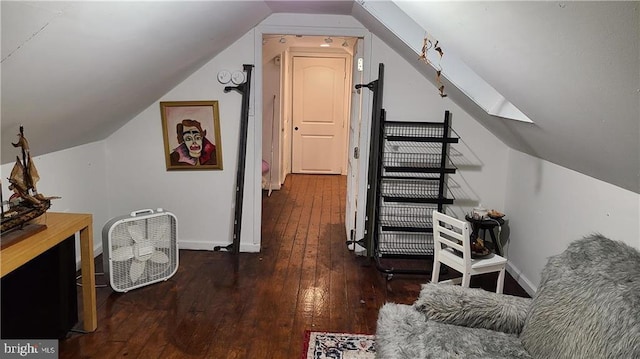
<box><xmin>2</xmin><ymin>1</ymin><xmax>638</xmax><ymax>193</ymax></box>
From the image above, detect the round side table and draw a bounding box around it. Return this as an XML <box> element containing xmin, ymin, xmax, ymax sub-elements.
<box><xmin>465</xmin><ymin>215</ymin><xmax>505</xmax><ymax>256</ymax></box>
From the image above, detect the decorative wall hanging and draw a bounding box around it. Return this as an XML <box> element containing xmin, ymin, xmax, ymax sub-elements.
<box><xmin>419</xmin><ymin>34</ymin><xmax>447</xmax><ymax>98</ymax></box>
<box><xmin>160</xmin><ymin>101</ymin><xmax>223</xmax><ymax>170</ymax></box>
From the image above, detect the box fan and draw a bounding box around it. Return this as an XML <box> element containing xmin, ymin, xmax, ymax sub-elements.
<box><xmin>102</xmin><ymin>209</ymin><xmax>178</xmax><ymax>292</ymax></box>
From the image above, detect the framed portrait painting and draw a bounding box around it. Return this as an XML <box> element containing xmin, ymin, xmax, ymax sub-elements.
<box><xmin>160</xmin><ymin>101</ymin><xmax>223</xmax><ymax>171</ymax></box>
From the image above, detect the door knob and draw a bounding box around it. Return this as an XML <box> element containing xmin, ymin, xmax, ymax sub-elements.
<box><xmin>294</xmin><ymin>127</ymin><xmax>299</xmax><ymax>131</ymax></box>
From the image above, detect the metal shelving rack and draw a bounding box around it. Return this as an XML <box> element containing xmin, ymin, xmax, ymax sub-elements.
<box><xmin>373</xmin><ymin>111</ymin><xmax>459</xmax><ymax>277</ymax></box>
<box><xmin>352</xmin><ymin>63</ymin><xmax>459</xmax><ymax>278</ymax></box>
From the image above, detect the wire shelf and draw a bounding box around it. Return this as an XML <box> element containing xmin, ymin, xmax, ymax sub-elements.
<box><xmin>377</xmin><ymin>229</ymin><xmax>434</xmax><ymax>256</ymax></box>
<box><xmin>378</xmin><ymin>203</ymin><xmax>437</xmax><ymax>229</ymax></box>
<box><xmin>384</xmin><ymin>141</ymin><xmax>443</xmax><ymax>153</ymax></box>
<box><xmin>384</xmin><ymin>122</ymin><xmax>445</xmax><ymax>138</ymax></box>
<box><xmin>382</xmin><ymin>152</ymin><xmax>456</xmax><ymax>172</ymax></box>
<box><xmin>380</xmin><ymin>178</ymin><xmax>454</xmax><ymax>200</ymax></box>
<box><xmin>380</xmin><ymin>170</ymin><xmax>440</xmax><ymax>179</ymax></box>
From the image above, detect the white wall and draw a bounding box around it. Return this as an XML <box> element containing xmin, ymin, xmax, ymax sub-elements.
<box><xmin>1</xmin><ymin>141</ymin><xmax>110</xmax><ymax>264</ymax></box>
<box><xmin>370</xmin><ymin>36</ymin><xmax>510</xmax><ymax>218</ymax></box>
<box><xmin>389</xmin><ymin>1</ymin><xmax>640</xmax><ymax>194</ymax></box>
<box><xmin>105</xmin><ymin>31</ymin><xmax>259</xmax><ymax>252</ymax></box>
<box><xmin>504</xmin><ymin>150</ymin><xmax>640</xmax><ymax>294</ymax></box>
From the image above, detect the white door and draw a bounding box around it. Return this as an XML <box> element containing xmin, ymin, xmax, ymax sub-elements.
<box><xmin>292</xmin><ymin>56</ymin><xmax>347</xmax><ymax>174</ymax></box>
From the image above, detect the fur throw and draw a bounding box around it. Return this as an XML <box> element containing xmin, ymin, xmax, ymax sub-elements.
<box><xmin>376</xmin><ymin>303</ymin><xmax>532</xmax><ymax>359</ymax></box>
<box><xmin>375</xmin><ymin>235</ymin><xmax>639</xmax><ymax>359</ymax></box>
<box><xmin>414</xmin><ymin>283</ymin><xmax>532</xmax><ymax>334</ymax></box>
<box><xmin>520</xmin><ymin>235</ymin><xmax>640</xmax><ymax>358</ymax></box>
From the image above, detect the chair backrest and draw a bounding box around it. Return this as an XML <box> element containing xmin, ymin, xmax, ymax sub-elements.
<box><xmin>432</xmin><ymin>210</ymin><xmax>471</xmax><ymax>270</ymax></box>
<box><xmin>520</xmin><ymin>235</ymin><xmax>640</xmax><ymax>358</ymax></box>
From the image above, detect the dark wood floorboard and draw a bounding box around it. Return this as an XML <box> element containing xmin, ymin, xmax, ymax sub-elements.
<box><xmin>60</xmin><ymin>174</ymin><xmax>528</xmax><ymax>358</ymax></box>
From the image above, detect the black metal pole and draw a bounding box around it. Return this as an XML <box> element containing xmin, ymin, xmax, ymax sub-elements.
<box><xmin>214</xmin><ymin>64</ymin><xmax>254</xmax><ymax>254</ymax></box>
<box><xmin>438</xmin><ymin>110</ymin><xmax>451</xmax><ymax>212</ymax></box>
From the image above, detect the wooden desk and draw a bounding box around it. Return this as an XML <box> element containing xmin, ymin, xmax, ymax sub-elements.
<box><xmin>1</xmin><ymin>212</ymin><xmax>97</xmax><ymax>332</ymax></box>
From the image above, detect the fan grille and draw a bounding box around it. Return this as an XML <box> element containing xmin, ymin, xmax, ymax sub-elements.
<box><xmin>106</xmin><ymin>213</ymin><xmax>178</xmax><ymax>292</ymax></box>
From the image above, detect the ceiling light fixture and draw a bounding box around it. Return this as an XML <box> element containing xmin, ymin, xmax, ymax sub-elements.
<box><xmin>321</xmin><ymin>37</ymin><xmax>333</xmax><ymax>47</ymax></box>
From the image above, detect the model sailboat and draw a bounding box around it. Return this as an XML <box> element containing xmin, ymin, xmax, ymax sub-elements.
<box><xmin>1</xmin><ymin>126</ymin><xmax>59</xmax><ymax>234</ymax></box>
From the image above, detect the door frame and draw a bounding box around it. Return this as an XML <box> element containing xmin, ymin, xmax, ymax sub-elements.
<box><xmin>254</xmin><ymin>24</ymin><xmax>373</xmax><ymax>250</ymax></box>
<box><xmin>346</xmin><ymin>37</ymin><xmax>365</xmax><ymax>249</ymax></box>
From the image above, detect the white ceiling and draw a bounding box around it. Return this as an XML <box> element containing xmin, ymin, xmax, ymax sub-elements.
<box><xmin>1</xmin><ymin>1</ymin><xmax>638</xmax><ymax>193</ymax></box>
<box><xmin>262</xmin><ymin>34</ymin><xmax>358</xmax><ymax>62</ymax></box>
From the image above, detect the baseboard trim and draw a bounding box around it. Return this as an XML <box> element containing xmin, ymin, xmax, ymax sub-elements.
<box><xmin>179</xmin><ymin>240</ymin><xmax>261</xmax><ymax>253</ymax></box>
<box><xmin>506</xmin><ymin>261</ymin><xmax>537</xmax><ymax>296</ymax></box>
<box><xmin>75</xmin><ymin>241</ymin><xmax>261</xmax><ymax>269</ymax></box>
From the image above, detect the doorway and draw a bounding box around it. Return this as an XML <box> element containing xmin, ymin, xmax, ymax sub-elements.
<box><xmin>261</xmin><ymin>34</ymin><xmax>358</xmax><ymax>187</ymax></box>
<box><xmin>260</xmin><ymin>31</ymin><xmax>370</xmax><ymax>250</ymax></box>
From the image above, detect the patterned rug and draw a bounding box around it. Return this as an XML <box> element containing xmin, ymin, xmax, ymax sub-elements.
<box><xmin>302</xmin><ymin>331</ymin><xmax>376</xmax><ymax>359</ymax></box>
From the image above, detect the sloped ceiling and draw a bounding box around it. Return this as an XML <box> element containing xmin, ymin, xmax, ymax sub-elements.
<box><xmin>354</xmin><ymin>1</ymin><xmax>639</xmax><ymax>194</ymax></box>
<box><xmin>409</xmin><ymin>1</ymin><xmax>639</xmax><ymax>194</ymax></box>
<box><xmin>2</xmin><ymin>1</ymin><xmax>638</xmax><ymax>194</ymax></box>
<box><xmin>1</xmin><ymin>1</ymin><xmax>272</xmax><ymax>164</ymax></box>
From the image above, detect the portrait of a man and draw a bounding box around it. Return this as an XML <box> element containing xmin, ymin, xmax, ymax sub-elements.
<box><xmin>160</xmin><ymin>101</ymin><xmax>223</xmax><ymax>170</ymax></box>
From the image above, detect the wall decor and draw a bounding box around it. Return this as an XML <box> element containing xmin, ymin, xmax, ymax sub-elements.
<box><xmin>419</xmin><ymin>34</ymin><xmax>447</xmax><ymax>98</ymax></box>
<box><xmin>160</xmin><ymin>101</ymin><xmax>223</xmax><ymax>170</ymax></box>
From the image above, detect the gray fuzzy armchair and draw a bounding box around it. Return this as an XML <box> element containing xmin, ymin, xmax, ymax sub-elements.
<box><xmin>375</xmin><ymin>235</ymin><xmax>640</xmax><ymax>359</ymax></box>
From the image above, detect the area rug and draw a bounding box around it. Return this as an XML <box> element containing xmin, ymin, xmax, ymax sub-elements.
<box><xmin>302</xmin><ymin>331</ymin><xmax>376</xmax><ymax>359</ymax></box>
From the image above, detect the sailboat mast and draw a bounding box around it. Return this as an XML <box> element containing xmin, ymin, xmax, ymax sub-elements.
<box><xmin>1</xmin><ymin>180</ymin><xmax>4</xmax><ymax>218</ymax></box>
<box><xmin>18</xmin><ymin>126</ymin><xmax>33</xmax><ymax>190</ymax></box>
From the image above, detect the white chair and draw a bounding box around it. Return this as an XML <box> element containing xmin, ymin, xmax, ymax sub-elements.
<box><xmin>431</xmin><ymin>210</ymin><xmax>507</xmax><ymax>293</ymax></box>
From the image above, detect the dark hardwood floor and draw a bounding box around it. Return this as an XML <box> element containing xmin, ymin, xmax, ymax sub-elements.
<box><xmin>61</xmin><ymin>174</ymin><xmax>528</xmax><ymax>358</ymax></box>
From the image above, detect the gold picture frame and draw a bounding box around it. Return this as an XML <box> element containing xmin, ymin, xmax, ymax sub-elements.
<box><xmin>160</xmin><ymin>101</ymin><xmax>223</xmax><ymax>170</ymax></box>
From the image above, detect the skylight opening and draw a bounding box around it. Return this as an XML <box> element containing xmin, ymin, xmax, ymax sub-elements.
<box><xmin>358</xmin><ymin>0</ymin><xmax>534</xmax><ymax>124</ymax></box>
